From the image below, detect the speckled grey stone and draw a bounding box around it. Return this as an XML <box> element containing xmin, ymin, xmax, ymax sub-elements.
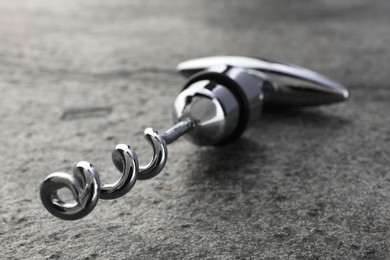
<box><xmin>0</xmin><ymin>0</ymin><xmax>389</xmax><ymax>259</ymax></box>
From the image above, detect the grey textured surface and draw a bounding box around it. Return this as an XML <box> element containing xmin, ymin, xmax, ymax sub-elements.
<box><xmin>0</xmin><ymin>0</ymin><xmax>389</xmax><ymax>259</ymax></box>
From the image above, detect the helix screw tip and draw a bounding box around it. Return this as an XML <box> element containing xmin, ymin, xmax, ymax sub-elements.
<box><xmin>39</xmin><ymin>122</ymin><xmax>192</xmax><ymax>220</ymax></box>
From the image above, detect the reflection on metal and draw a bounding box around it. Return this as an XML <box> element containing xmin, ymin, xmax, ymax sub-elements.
<box><xmin>40</xmin><ymin>56</ymin><xmax>349</xmax><ymax>220</ymax></box>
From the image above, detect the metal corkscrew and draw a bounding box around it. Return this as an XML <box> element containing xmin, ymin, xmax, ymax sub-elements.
<box><xmin>40</xmin><ymin>56</ymin><xmax>349</xmax><ymax>220</ymax></box>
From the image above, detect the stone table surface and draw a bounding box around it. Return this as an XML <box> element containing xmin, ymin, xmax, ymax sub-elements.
<box><xmin>0</xmin><ymin>0</ymin><xmax>389</xmax><ymax>259</ymax></box>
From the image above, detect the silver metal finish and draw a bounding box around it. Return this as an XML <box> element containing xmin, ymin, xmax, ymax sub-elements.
<box><xmin>40</xmin><ymin>56</ymin><xmax>349</xmax><ymax>220</ymax></box>
<box><xmin>173</xmin><ymin>80</ymin><xmax>240</xmax><ymax>145</ymax></box>
<box><xmin>40</xmin><ymin>123</ymin><xmax>192</xmax><ymax>220</ymax></box>
<box><xmin>177</xmin><ymin>56</ymin><xmax>349</xmax><ymax>106</ymax></box>
<box><xmin>40</xmin><ymin>161</ymin><xmax>100</xmax><ymax>220</ymax></box>
<box><xmin>161</xmin><ymin>119</ymin><xmax>194</xmax><ymax>144</ymax></box>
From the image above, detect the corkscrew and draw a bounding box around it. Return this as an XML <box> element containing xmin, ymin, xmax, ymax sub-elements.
<box><xmin>40</xmin><ymin>56</ymin><xmax>349</xmax><ymax>220</ymax></box>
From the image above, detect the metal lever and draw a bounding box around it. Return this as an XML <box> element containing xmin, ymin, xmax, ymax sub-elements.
<box><xmin>177</xmin><ymin>56</ymin><xmax>349</xmax><ymax>107</ymax></box>
<box><xmin>40</xmin><ymin>56</ymin><xmax>349</xmax><ymax>220</ymax></box>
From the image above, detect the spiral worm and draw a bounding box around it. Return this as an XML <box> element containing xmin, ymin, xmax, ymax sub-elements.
<box><xmin>138</xmin><ymin>128</ymin><xmax>168</xmax><ymax>180</ymax></box>
<box><xmin>40</xmin><ymin>161</ymin><xmax>101</xmax><ymax>220</ymax></box>
<box><xmin>40</xmin><ymin>128</ymin><xmax>167</xmax><ymax>220</ymax></box>
<box><xmin>40</xmin><ymin>121</ymin><xmax>193</xmax><ymax>220</ymax></box>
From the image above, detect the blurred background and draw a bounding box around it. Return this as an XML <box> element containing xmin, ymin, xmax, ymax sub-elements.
<box><xmin>0</xmin><ymin>0</ymin><xmax>389</xmax><ymax>259</ymax></box>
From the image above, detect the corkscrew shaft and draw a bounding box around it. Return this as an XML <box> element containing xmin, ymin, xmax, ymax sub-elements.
<box><xmin>161</xmin><ymin>119</ymin><xmax>195</xmax><ymax>144</ymax></box>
